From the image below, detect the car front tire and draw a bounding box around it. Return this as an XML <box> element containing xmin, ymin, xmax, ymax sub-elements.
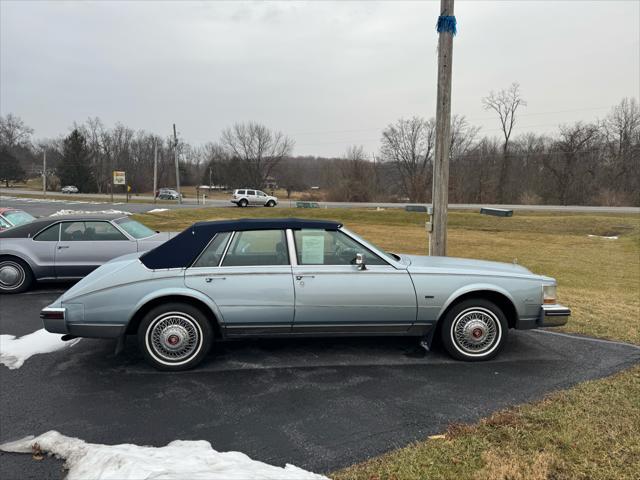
<box><xmin>0</xmin><ymin>256</ymin><xmax>33</xmax><ymax>294</ymax></box>
<box><xmin>138</xmin><ymin>302</ymin><xmax>213</xmax><ymax>371</ymax></box>
<box><xmin>266</xmin><ymin>200</ymin><xmax>276</xmax><ymax>207</ymax></box>
<box><xmin>440</xmin><ymin>298</ymin><xmax>508</xmax><ymax>361</ymax></box>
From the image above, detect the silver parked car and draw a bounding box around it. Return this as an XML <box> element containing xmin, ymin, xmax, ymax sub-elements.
<box><xmin>0</xmin><ymin>214</ymin><xmax>173</xmax><ymax>293</ymax></box>
<box><xmin>41</xmin><ymin>218</ymin><xmax>570</xmax><ymax>370</ymax></box>
<box><xmin>61</xmin><ymin>185</ymin><xmax>79</xmax><ymax>194</ymax></box>
<box><xmin>231</xmin><ymin>189</ymin><xmax>277</xmax><ymax>207</ymax></box>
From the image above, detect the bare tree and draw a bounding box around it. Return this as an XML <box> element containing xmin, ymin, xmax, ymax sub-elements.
<box><xmin>380</xmin><ymin>117</ymin><xmax>436</xmax><ymax>202</ymax></box>
<box><xmin>0</xmin><ymin>113</ymin><xmax>34</xmax><ymax>149</ymax></box>
<box><xmin>482</xmin><ymin>82</ymin><xmax>527</xmax><ymax>202</ymax></box>
<box><xmin>276</xmin><ymin>158</ymin><xmax>307</xmax><ymax>198</ymax></box>
<box><xmin>603</xmin><ymin>97</ymin><xmax>640</xmax><ymax>195</ymax></box>
<box><xmin>324</xmin><ymin>146</ymin><xmax>377</xmax><ymax>202</ymax></box>
<box><xmin>543</xmin><ymin>122</ymin><xmax>601</xmax><ymax>205</ymax></box>
<box><xmin>221</xmin><ymin>122</ymin><xmax>294</xmax><ymax>188</ymax></box>
<box><xmin>450</xmin><ymin>114</ymin><xmax>480</xmax><ymax>159</ymax></box>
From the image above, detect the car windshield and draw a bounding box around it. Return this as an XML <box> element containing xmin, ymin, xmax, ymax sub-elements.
<box><xmin>3</xmin><ymin>210</ymin><xmax>35</xmax><ymax>226</ymax></box>
<box><xmin>340</xmin><ymin>227</ymin><xmax>398</xmax><ymax>263</ymax></box>
<box><xmin>114</xmin><ymin>217</ymin><xmax>156</xmax><ymax>239</ymax></box>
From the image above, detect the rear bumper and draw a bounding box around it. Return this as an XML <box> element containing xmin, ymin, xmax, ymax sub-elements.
<box><xmin>41</xmin><ymin>307</ymin><xmax>125</xmax><ymax>338</ymax></box>
<box><xmin>539</xmin><ymin>304</ymin><xmax>571</xmax><ymax>327</ymax></box>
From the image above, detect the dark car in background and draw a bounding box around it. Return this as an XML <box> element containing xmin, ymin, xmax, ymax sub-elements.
<box><xmin>155</xmin><ymin>188</ymin><xmax>182</xmax><ymax>200</ymax></box>
<box><xmin>0</xmin><ymin>214</ymin><xmax>174</xmax><ymax>293</ymax></box>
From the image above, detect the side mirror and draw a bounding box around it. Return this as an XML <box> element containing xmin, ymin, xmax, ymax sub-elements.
<box><xmin>355</xmin><ymin>253</ymin><xmax>367</xmax><ymax>271</ymax></box>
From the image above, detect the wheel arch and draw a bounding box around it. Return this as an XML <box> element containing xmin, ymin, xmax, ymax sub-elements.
<box><xmin>431</xmin><ymin>287</ymin><xmax>519</xmax><ymax>347</ymax></box>
<box><xmin>0</xmin><ymin>251</ymin><xmax>37</xmax><ymax>274</ymax></box>
<box><xmin>126</xmin><ymin>293</ymin><xmax>223</xmax><ymax>338</ymax></box>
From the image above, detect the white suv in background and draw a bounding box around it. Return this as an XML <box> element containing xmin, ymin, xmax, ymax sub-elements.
<box><xmin>231</xmin><ymin>189</ymin><xmax>278</xmax><ymax>207</ymax></box>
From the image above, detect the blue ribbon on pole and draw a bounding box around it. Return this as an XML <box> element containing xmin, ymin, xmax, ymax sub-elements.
<box><xmin>436</xmin><ymin>15</ymin><xmax>457</xmax><ymax>36</ymax></box>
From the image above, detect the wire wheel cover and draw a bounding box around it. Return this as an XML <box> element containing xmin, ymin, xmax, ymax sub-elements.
<box><xmin>452</xmin><ymin>308</ymin><xmax>500</xmax><ymax>354</ymax></box>
<box><xmin>148</xmin><ymin>314</ymin><xmax>200</xmax><ymax>362</ymax></box>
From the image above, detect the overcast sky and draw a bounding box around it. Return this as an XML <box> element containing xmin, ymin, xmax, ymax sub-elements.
<box><xmin>1</xmin><ymin>0</ymin><xmax>638</xmax><ymax>157</ymax></box>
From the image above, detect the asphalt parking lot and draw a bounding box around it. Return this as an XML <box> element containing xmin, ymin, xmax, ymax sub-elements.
<box><xmin>1</xmin><ymin>287</ymin><xmax>639</xmax><ymax>479</ymax></box>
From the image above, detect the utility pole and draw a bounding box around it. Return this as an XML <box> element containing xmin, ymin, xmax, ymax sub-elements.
<box><xmin>431</xmin><ymin>0</ymin><xmax>456</xmax><ymax>256</ymax></box>
<box><xmin>153</xmin><ymin>140</ymin><xmax>158</xmax><ymax>204</ymax></box>
<box><xmin>110</xmin><ymin>156</ymin><xmax>114</xmax><ymax>203</ymax></box>
<box><xmin>42</xmin><ymin>151</ymin><xmax>46</xmax><ymax>196</ymax></box>
<box><xmin>173</xmin><ymin>124</ymin><xmax>182</xmax><ymax>204</ymax></box>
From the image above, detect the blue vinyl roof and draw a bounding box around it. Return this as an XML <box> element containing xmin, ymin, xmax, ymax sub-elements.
<box><xmin>140</xmin><ymin>218</ymin><xmax>341</xmax><ymax>269</ymax></box>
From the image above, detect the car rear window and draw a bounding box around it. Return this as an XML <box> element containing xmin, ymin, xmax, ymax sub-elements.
<box><xmin>192</xmin><ymin>232</ymin><xmax>232</xmax><ymax>268</ymax></box>
<box><xmin>237</xmin><ymin>190</ymin><xmax>245</xmax><ymax>195</ymax></box>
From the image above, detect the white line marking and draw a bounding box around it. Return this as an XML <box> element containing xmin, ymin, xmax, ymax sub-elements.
<box><xmin>531</xmin><ymin>329</ymin><xmax>640</xmax><ymax>349</ymax></box>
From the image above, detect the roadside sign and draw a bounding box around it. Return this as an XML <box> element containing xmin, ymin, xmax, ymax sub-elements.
<box><xmin>113</xmin><ymin>171</ymin><xmax>126</xmax><ymax>185</ymax></box>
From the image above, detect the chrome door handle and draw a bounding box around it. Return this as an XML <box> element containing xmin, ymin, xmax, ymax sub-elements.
<box><xmin>205</xmin><ymin>277</ymin><xmax>226</xmax><ymax>283</ymax></box>
<box><xmin>295</xmin><ymin>275</ymin><xmax>315</xmax><ymax>280</ymax></box>
<box><xmin>57</xmin><ymin>246</ymin><xmax>69</xmax><ymax>250</ymax></box>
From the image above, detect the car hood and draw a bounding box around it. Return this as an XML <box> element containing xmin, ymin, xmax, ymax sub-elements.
<box><xmin>401</xmin><ymin>254</ymin><xmax>545</xmax><ymax>279</ymax></box>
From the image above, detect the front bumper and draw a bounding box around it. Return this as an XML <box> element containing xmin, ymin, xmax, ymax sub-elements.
<box><xmin>539</xmin><ymin>304</ymin><xmax>571</xmax><ymax>327</ymax></box>
<box><xmin>41</xmin><ymin>307</ymin><xmax>125</xmax><ymax>338</ymax></box>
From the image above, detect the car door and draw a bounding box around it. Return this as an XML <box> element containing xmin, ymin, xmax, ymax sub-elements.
<box><xmin>54</xmin><ymin>221</ymin><xmax>137</xmax><ymax>278</ymax></box>
<box><xmin>27</xmin><ymin>222</ymin><xmax>61</xmax><ymax>278</ymax></box>
<box><xmin>256</xmin><ymin>191</ymin><xmax>268</xmax><ymax>205</ymax></box>
<box><xmin>185</xmin><ymin>229</ymin><xmax>295</xmax><ymax>335</ymax></box>
<box><xmin>246</xmin><ymin>190</ymin><xmax>258</xmax><ymax>205</ymax></box>
<box><xmin>291</xmin><ymin>229</ymin><xmax>417</xmax><ymax>334</ymax></box>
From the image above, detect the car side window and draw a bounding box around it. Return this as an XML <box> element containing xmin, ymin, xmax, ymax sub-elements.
<box><xmin>34</xmin><ymin>223</ymin><xmax>60</xmax><ymax>241</ymax></box>
<box><xmin>192</xmin><ymin>232</ymin><xmax>232</xmax><ymax>268</ymax></box>
<box><xmin>60</xmin><ymin>221</ymin><xmax>127</xmax><ymax>241</ymax></box>
<box><xmin>221</xmin><ymin>230</ymin><xmax>288</xmax><ymax>266</ymax></box>
<box><xmin>247</xmin><ymin>190</ymin><xmax>256</xmax><ymax>196</ymax></box>
<box><xmin>237</xmin><ymin>190</ymin><xmax>245</xmax><ymax>195</ymax></box>
<box><xmin>294</xmin><ymin>229</ymin><xmax>387</xmax><ymax>266</ymax></box>
<box><xmin>257</xmin><ymin>191</ymin><xmax>266</xmax><ymax>197</ymax></box>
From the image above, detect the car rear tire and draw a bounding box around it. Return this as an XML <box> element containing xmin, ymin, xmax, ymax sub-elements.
<box><xmin>138</xmin><ymin>302</ymin><xmax>213</xmax><ymax>371</ymax></box>
<box><xmin>266</xmin><ymin>200</ymin><xmax>276</xmax><ymax>207</ymax></box>
<box><xmin>0</xmin><ymin>256</ymin><xmax>33</xmax><ymax>294</ymax></box>
<box><xmin>440</xmin><ymin>298</ymin><xmax>508</xmax><ymax>361</ymax></box>
<box><xmin>239</xmin><ymin>199</ymin><xmax>248</xmax><ymax>207</ymax></box>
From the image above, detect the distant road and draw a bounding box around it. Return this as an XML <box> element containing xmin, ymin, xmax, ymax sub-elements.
<box><xmin>1</xmin><ymin>188</ymin><xmax>638</xmax><ymax>215</ymax></box>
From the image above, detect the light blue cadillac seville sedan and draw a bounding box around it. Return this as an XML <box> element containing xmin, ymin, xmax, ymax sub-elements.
<box><xmin>41</xmin><ymin>218</ymin><xmax>570</xmax><ymax>370</ymax></box>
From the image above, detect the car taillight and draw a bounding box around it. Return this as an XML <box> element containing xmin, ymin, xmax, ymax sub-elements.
<box><xmin>40</xmin><ymin>309</ymin><xmax>65</xmax><ymax>320</ymax></box>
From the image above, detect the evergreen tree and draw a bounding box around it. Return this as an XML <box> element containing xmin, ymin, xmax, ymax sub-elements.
<box><xmin>0</xmin><ymin>148</ymin><xmax>26</xmax><ymax>187</ymax></box>
<box><xmin>58</xmin><ymin>129</ymin><xmax>96</xmax><ymax>192</ymax></box>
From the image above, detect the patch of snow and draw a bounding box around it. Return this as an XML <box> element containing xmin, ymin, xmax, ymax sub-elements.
<box><xmin>587</xmin><ymin>234</ymin><xmax>618</xmax><ymax>240</ymax></box>
<box><xmin>0</xmin><ymin>431</ymin><xmax>328</xmax><ymax>480</ymax></box>
<box><xmin>50</xmin><ymin>209</ymin><xmax>132</xmax><ymax>217</ymax></box>
<box><xmin>0</xmin><ymin>329</ymin><xmax>81</xmax><ymax>369</ymax></box>
<box><xmin>146</xmin><ymin>208</ymin><xmax>169</xmax><ymax>213</ymax></box>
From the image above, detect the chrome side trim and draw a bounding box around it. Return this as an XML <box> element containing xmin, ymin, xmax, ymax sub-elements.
<box><xmin>286</xmin><ymin>229</ymin><xmax>298</xmax><ymax>266</ymax></box>
<box><xmin>218</xmin><ymin>231</ymin><xmax>236</xmax><ymax>266</ymax></box>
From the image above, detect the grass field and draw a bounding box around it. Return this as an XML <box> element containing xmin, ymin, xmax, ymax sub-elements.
<box><xmin>133</xmin><ymin>207</ymin><xmax>640</xmax><ymax>479</ymax></box>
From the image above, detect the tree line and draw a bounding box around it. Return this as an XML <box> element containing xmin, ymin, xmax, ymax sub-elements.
<box><xmin>1</xmin><ymin>87</ymin><xmax>638</xmax><ymax>206</ymax></box>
